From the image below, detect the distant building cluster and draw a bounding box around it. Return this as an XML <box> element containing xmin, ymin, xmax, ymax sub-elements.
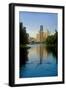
<box><xmin>36</xmin><ymin>25</ymin><xmax>49</xmax><ymax>42</ymax></box>
<box><xmin>20</xmin><ymin>22</ymin><xmax>55</xmax><ymax>44</ymax></box>
<box><xmin>28</xmin><ymin>25</ymin><xmax>55</xmax><ymax>43</ymax></box>
<box><xmin>29</xmin><ymin>25</ymin><xmax>49</xmax><ymax>43</ymax></box>
<box><xmin>29</xmin><ymin>37</ymin><xmax>36</xmax><ymax>43</ymax></box>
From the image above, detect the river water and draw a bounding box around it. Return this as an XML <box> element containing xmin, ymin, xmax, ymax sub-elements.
<box><xmin>20</xmin><ymin>44</ymin><xmax>58</xmax><ymax>78</ymax></box>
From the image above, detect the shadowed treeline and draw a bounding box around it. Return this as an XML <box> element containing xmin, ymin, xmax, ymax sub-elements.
<box><xmin>46</xmin><ymin>30</ymin><xmax>58</xmax><ymax>46</ymax></box>
<box><xmin>20</xmin><ymin>22</ymin><xmax>29</xmax><ymax>44</ymax></box>
<box><xmin>20</xmin><ymin>22</ymin><xmax>29</xmax><ymax>69</ymax></box>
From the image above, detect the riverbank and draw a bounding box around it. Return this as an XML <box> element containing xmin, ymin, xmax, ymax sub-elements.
<box><xmin>20</xmin><ymin>44</ymin><xmax>31</xmax><ymax>49</ymax></box>
<box><xmin>20</xmin><ymin>43</ymin><xmax>57</xmax><ymax>48</ymax></box>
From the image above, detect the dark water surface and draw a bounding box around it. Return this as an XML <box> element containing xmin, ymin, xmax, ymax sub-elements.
<box><xmin>20</xmin><ymin>44</ymin><xmax>58</xmax><ymax>78</ymax></box>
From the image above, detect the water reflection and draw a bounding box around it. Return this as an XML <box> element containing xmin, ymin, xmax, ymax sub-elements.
<box><xmin>37</xmin><ymin>44</ymin><xmax>48</xmax><ymax>64</ymax></box>
<box><xmin>20</xmin><ymin>44</ymin><xmax>58</xmax><ymax>78</ymax></box>
<box><xmin>20</xmin><ymin>47</ymin><xmax>28</xmax><ymax>66</ymax></box>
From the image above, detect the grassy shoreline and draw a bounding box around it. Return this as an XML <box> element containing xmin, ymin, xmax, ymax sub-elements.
<box><xmin>20</xmin><ymin>44</ymin><xmax>31</xmax><ymax>49</ymax></box>
<box><xmin>20</xmin><ymin>43</ymin><xmax>57</xmax><ymax>48</ymax></box>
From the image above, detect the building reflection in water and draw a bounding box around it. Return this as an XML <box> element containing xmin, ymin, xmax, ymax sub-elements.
<box><xmin>27</xmin><ymin>44</ymin><xmax>49</xmax><ymax>64</ymax></box>
<box><xmin>36</xmin><ymin>44</ymin><xmax>48</xmax><ymax>64</ymax></box>
<box><xmin>28</xmin><ymin>44</ymin><xmax>57</xmax><ymax>64</ymax></box>
<box><xmin>20</xmin><ymin>44</ymin><xmax>57</xmax><ymax>78</ymax></box>
<box><xmin>20</xmin><ymin>44</ymin><xmax>57</xmax><ymax>66</ymax></box>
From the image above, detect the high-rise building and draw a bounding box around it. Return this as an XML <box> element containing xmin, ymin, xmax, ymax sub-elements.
<box><xmin>40</xmin><ymin>25</ymin><xmax>43</xmax><ymax>32</ymax></box>
<box><xmin>36</xmin><ymin>25</ymin><xmax>48</xmax><ymax>42</ymax></box>
<box><xmin>39</xmin><ymin>25</ymin><xmax>43</xmax><ymax>42</ymax></box>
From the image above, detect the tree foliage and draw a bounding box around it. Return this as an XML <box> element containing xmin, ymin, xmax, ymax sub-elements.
<box><xmin>20</xmin><ymin>23</ymin><xmax>29</xmax><ymax>44</ymax></box>
<box><xmin>46</xmin><ymin>30</ymin><xmax>58</xmax><ymax>46</ymax></box>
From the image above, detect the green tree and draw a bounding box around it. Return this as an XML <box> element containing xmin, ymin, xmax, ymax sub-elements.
<box><xmin>20</xmin><ymin>23</ymin><xmax>29</xmax><ymax>44</ymax></box>
<box><xmin>46</xmin><ymin>30</ymin><xmax>58</xmax><ymax>46</ymax></box>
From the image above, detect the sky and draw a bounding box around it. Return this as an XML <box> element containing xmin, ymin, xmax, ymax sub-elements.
<box><xmin>19</xmin><ymin>12</ymin><xmax>58</xmax><ymax>38</ymax></box>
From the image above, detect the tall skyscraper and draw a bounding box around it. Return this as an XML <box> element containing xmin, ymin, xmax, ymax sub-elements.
<box><xmin>40</xmin><ymin>25</ymin><xmax>43</xmax><ymax>42</ymax></box>
<box><xmin>40</xmin><ymin>25</ymin><xmax>43</xmax><ymax>32</ymax></box>
<box><xmin>36</xmin><ymin>25</ymin><xmax>48</xmax><ymax>42</ymax></box>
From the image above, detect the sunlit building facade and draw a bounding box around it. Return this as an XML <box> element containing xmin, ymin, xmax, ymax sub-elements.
<box><xmin>36</xmin><ymin>25</ymin><xmax>48</xmax><ymax>42</ymax></box>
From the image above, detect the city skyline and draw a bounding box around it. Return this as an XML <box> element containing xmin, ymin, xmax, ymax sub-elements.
<box><xmin>19</xmin><ymin>12</ymin><xmax>58</xmax><ymax>38</ymax></box>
